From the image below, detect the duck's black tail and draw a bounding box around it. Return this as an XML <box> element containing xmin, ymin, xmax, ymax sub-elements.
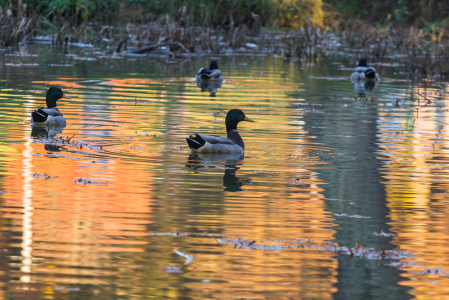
<box><xmin>31</xmin><ymin>108</ymin><xmax>49</xmax><ymax>123</ymax></box>
<box><xmin>185</xmin><ymin>134</ymin><xmax>206</xmax><ymax>150</ymax></box>
<box><xmin>365</xmin><ymin>69</ymin><xmax>376</xmax><ymax>79</ymax></box>
<box><xmin>198</xmin><ymin>69</ymin><xmax>212</xmax><ymax>79</ymax></box>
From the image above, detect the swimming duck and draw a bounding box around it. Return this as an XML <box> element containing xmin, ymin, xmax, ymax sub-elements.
<box><xmin>196</xmin><ymin>60</ymin><xmax>223</xmax><ymax>80</ymax></box>
<box><xmin>351</xmin><ymin>59</ymin><xmax>379</xmax><ymax>81</ymax></box>
<box><xmin>185</xmin><ymin>109</ymin><xmax>254</xmax><ymax>153</ymax></box>
<box><xmin>30</xmin><ymin>87</ymin><xmax>70</xmax><ymax>127</ymax></box>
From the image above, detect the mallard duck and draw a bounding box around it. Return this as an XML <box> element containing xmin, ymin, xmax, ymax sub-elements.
<box><xmin>196</xmin><ymin>60</ymin><xmax>223</xmax><ymax>80</ymax></box>
<box><xmin>30</xmin><ymin>87</ymin><xmax>70</xmax><ymax>127</ymax></box>
<box><xmin>351</xmin><ymin>59</ymin><xmax>379</xmax><ymax>81</ymax></box>
<box><xmin>185</xmin><ymin>109</ymin><xmax>254</xmax><ymax>153</ymax></box>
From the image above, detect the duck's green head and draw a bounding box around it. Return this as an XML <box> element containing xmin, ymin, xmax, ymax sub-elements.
<box><xmin>358</xmin><ymin>59</ymin><xmax>368</xmax><ymax>67</ymax></box>
<box><xmin>209</xmin><ymin>60</ymin><xmax>219</xmax><ymax>70</ymax></box>
<box><xmin>226</xmin><ymin>109</ymin><xmax>255</xmax><ymax>131</ymax></box>
<box><xmin>46</xmin><ymin>87</ymin><xmax>69</xmax><ymax>108</ymax></box>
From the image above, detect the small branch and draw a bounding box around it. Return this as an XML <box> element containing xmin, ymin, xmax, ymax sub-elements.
<box><xmin>133</xmin><ymin>42</ymin><xmax>189</xmax><ymax>54</ymax></box>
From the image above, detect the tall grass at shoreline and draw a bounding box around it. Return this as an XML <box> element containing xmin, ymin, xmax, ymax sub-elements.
<box><xmin>1</xmin><ymin>0</ymin><xmax>449</xmax><ymax>79</ymax></box>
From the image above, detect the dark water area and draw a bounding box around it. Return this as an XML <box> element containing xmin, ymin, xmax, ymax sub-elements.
<box><xmin>0</xmin><ymin>44</ymin><xmax>448</xmax><ymax>299</ymax></box>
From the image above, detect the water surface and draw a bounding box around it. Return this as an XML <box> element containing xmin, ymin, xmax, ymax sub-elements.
<box><xmin>0</xmin><ymin>46</ymin><xmax>449</xmax><ymax>299</ymax></box>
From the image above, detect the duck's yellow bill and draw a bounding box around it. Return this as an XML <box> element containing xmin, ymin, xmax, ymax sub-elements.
<box><xmin>243</xmin><ymin>116</ymin><xmax>255</xmax><ymax>122</ymax></box>
<box><xmin>62</xmin><ymin>95</ymin><xmax>71</xmax><ymax>99</ymax></box>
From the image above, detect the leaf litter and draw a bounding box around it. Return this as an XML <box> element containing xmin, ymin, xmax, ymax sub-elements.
<box><xmin>33</xmin><ymin>173</ymin><xmax>60</xmax><ymax>179</ymax></box>
<box><xmin>73</xmin><ymin>230</ymin><xmax>449</xmax><ymax>277</ymax></box>
<box><xmin>33</xmin><ymin>135</ymin><xmax>104</xmax><ymax>151</ymax></box>
<box><xmin>74</xmin><ymin>177</ymin><xmax>109</xmax><ymax>185</ymax></box>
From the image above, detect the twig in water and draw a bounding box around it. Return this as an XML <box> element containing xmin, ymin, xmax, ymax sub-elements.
<box><xmin>173</xmin><ymin>249</ymin><xmax>194</xmax><ymax>265</ymax></box>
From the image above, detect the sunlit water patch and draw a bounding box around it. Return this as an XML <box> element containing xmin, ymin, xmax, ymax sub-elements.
<box><xmin>1</xmin><ymin>46</ymin><xmax>449</xmax><ymax>299</ymax></box>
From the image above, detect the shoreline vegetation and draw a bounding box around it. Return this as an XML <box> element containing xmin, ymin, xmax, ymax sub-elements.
<box><xmin>1</xmin><ymin>0</ymin><xmax>449</xmax><ymax>78</ymax></box>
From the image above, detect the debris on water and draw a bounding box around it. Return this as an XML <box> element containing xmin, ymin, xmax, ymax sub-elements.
<box><xmin>308</xmin><ymin>76</ymin><xmax>347</xmax><ymax>80</ymax></box>
<box><xmin>5</xmin><ymin>63</ymin><xmax>39</xmax><ymax>67</ymax></box>
<box><xmin>150</xmin><ymin>232</ymin><xmax>188</xmax><ymax>236</ymax></box>
<box><xmin>74</xmin><ymin>177</ymin><xmax>109</xmax><ymax>185</ymax></box>
<box><xmin>33</xmin><ymin>173</ymin><xmax>60</xmax><ymax>179</ymax></box>
<box><xmin>32</xmin><ymin>135</ymin><xmax>103</xmax><ymax>151</ymax></box>
<box><xmin>287</xmin><ymin>178</ymin><xmax>305</xmax><ymax>185</ymax></box>
<box><xmin>217</xmin><ymin>238</ymin><xmax>286</xmax><ymax>251</ymax></box>
<box><xmin>48</xmin><ymin>64</ymin><xmax>74</xmax><ymax>67</ymax></box>
<box><xmin>150</xmin><ymin>232</ymin><xmax>225</xmax><ymax>237</ymax></box>
<box><xmin>373</xmin><ymin>230</ymin><xmax>395</xmax><ymax>237</ymax></box>
<box><xmin>423</xmin><ymin>268</ymin><xmax>448</xmax><ymax>276</ymax></box>
<box><xmin>173</xmin><ymin>249</ymin><xmax>194</xmax><ymax>265</ymax></box>
<box><xmin>161</xmin><ymin>265</ymin><xmax>182</xmax><ymax>273</ymax></box>
<box><xmin>330</xmin><ymin>97</ymin><xmax>358</xmax><ymax>101</ymax></box>
<box><xmin>53</xmin><ymin>285</ymin><xmax>80</xmax><ymax>292</ymax></box>
<box><xmin>333</xmin><ymin>213</ymin><xmax>372</xmax><ymax>219</ymax></box>
<box><xmin>196</xmin><ymin>233</ymin><xmax>226</xmax><ymax>237</ymax></box>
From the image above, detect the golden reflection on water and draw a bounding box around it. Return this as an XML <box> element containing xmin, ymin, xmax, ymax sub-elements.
<box><xmin>378</xmin><ymin>91</ymin><xmax>449</xmax><ymax>299</ymax></box>
<box><xmin>0</xmin><ymin>53</ymin><xmax>449</xmax><ymax>298</ymax></box>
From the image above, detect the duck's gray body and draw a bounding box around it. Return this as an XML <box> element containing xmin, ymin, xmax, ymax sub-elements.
<box><xmin>351</xmin><ymin>59</ymin><xmax>380</xmax><ymax>81</ymax></box>
<box><xmin>30</xmin><ymin>107</ymin><xmax>66</xmax><ymax>127</ymax></box>
<box><xmin>196</xmin><ymin>60</ymin><xmax>223</xmax><ymax>80</ymax></box>
<box><xmin>196</xmin><ymin>68</ymin><xmax>223</xmax><ymax>80</ymax></box>
<box><xmin>351</xmin><ymin>66</ymin><xmax>380</xmax><ymax>81</ymax></box>
<box><xmin>186</xmin><ymin>130</ymin><xmax>244</xmax><ymax>153</ymax></box>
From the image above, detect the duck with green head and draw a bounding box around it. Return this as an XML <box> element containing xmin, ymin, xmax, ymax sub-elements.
<box><xmin>31</xmin><ymin>87</ymin><xmax>70</xmax><ymax>127</ymax></box>
<box><xmin>186</xmin><ymin>109</ymin><xmax>254</xmax><ymax>153</ymax></box>
<box><xmin>196</xmin><ymin>60</ymin><xmax>223</xmax><ymax>80</ymax></box>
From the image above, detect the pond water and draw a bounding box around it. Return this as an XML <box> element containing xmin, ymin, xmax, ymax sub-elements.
<box><xmin>0</xmin><ymin>45</ymin><xmax>449</xmax><ymax>299</ymax></box>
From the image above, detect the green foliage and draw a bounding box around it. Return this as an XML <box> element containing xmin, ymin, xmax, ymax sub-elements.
<box><xmin>393</xmin><ymin>0</ymin><xmax>409</xmax><ymax>21</ymax></box>
<box><xmin>325</xmin><ymin>0</ymin><xmax>449</xmax><ymax>25</ymax></box>
<box><xmin>275</xmin><ymin>0</ymin><xmax>324</xmax><ymax>29</ymax></box>
<box><xmin>0</xmin><ymin>0</ymin><xmax>325</xmax><ymax>29</ymax></box>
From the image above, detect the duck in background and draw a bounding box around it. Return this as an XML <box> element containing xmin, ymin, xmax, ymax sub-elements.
<box><xmin>185</xmin><ymin>109</ymin><xmax>254</xmax><ymax>153</ymax></box>
<box><xmin>196</xmin><ymin>60</ymin><xmax>223</xmax><ymax>80</ymax></box>
<box><xmin>351</xmin><ymin>59</ymin><xmax>380</xmax><ymax>81</ymax></box>
<box><xmin>31</xmin><ymin>87</ymin><xmax>70</xmax><ymax>127</ymax></box>
<box><xmin>350</xmin><ymin>59</ymin><xmax>380</xmax><ymax>100</ymax></box>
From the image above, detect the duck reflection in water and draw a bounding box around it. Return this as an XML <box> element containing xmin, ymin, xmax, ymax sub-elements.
<box><xmin>186</xmin><ymin>153</ymin><xmax>247</xmax><ymax>192</ymax></box>
<box><xmin>196</xmin><ymin>77</ymin><xmax>223</xmax><ymax>97</ymax></box>
<box><xmin>31</xmin><ymin>125</ymin><xmax>66</xmax><ymax>152</ymax></box>
<box><xmin>31</xmin><ymin>125</ymin><xmax>65</xmax><ymax>139</ymax></box>
<box><xmin>351</xmin><ymin>78</ymin><xmax>379</xmax><ymax>99</ymax></box>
